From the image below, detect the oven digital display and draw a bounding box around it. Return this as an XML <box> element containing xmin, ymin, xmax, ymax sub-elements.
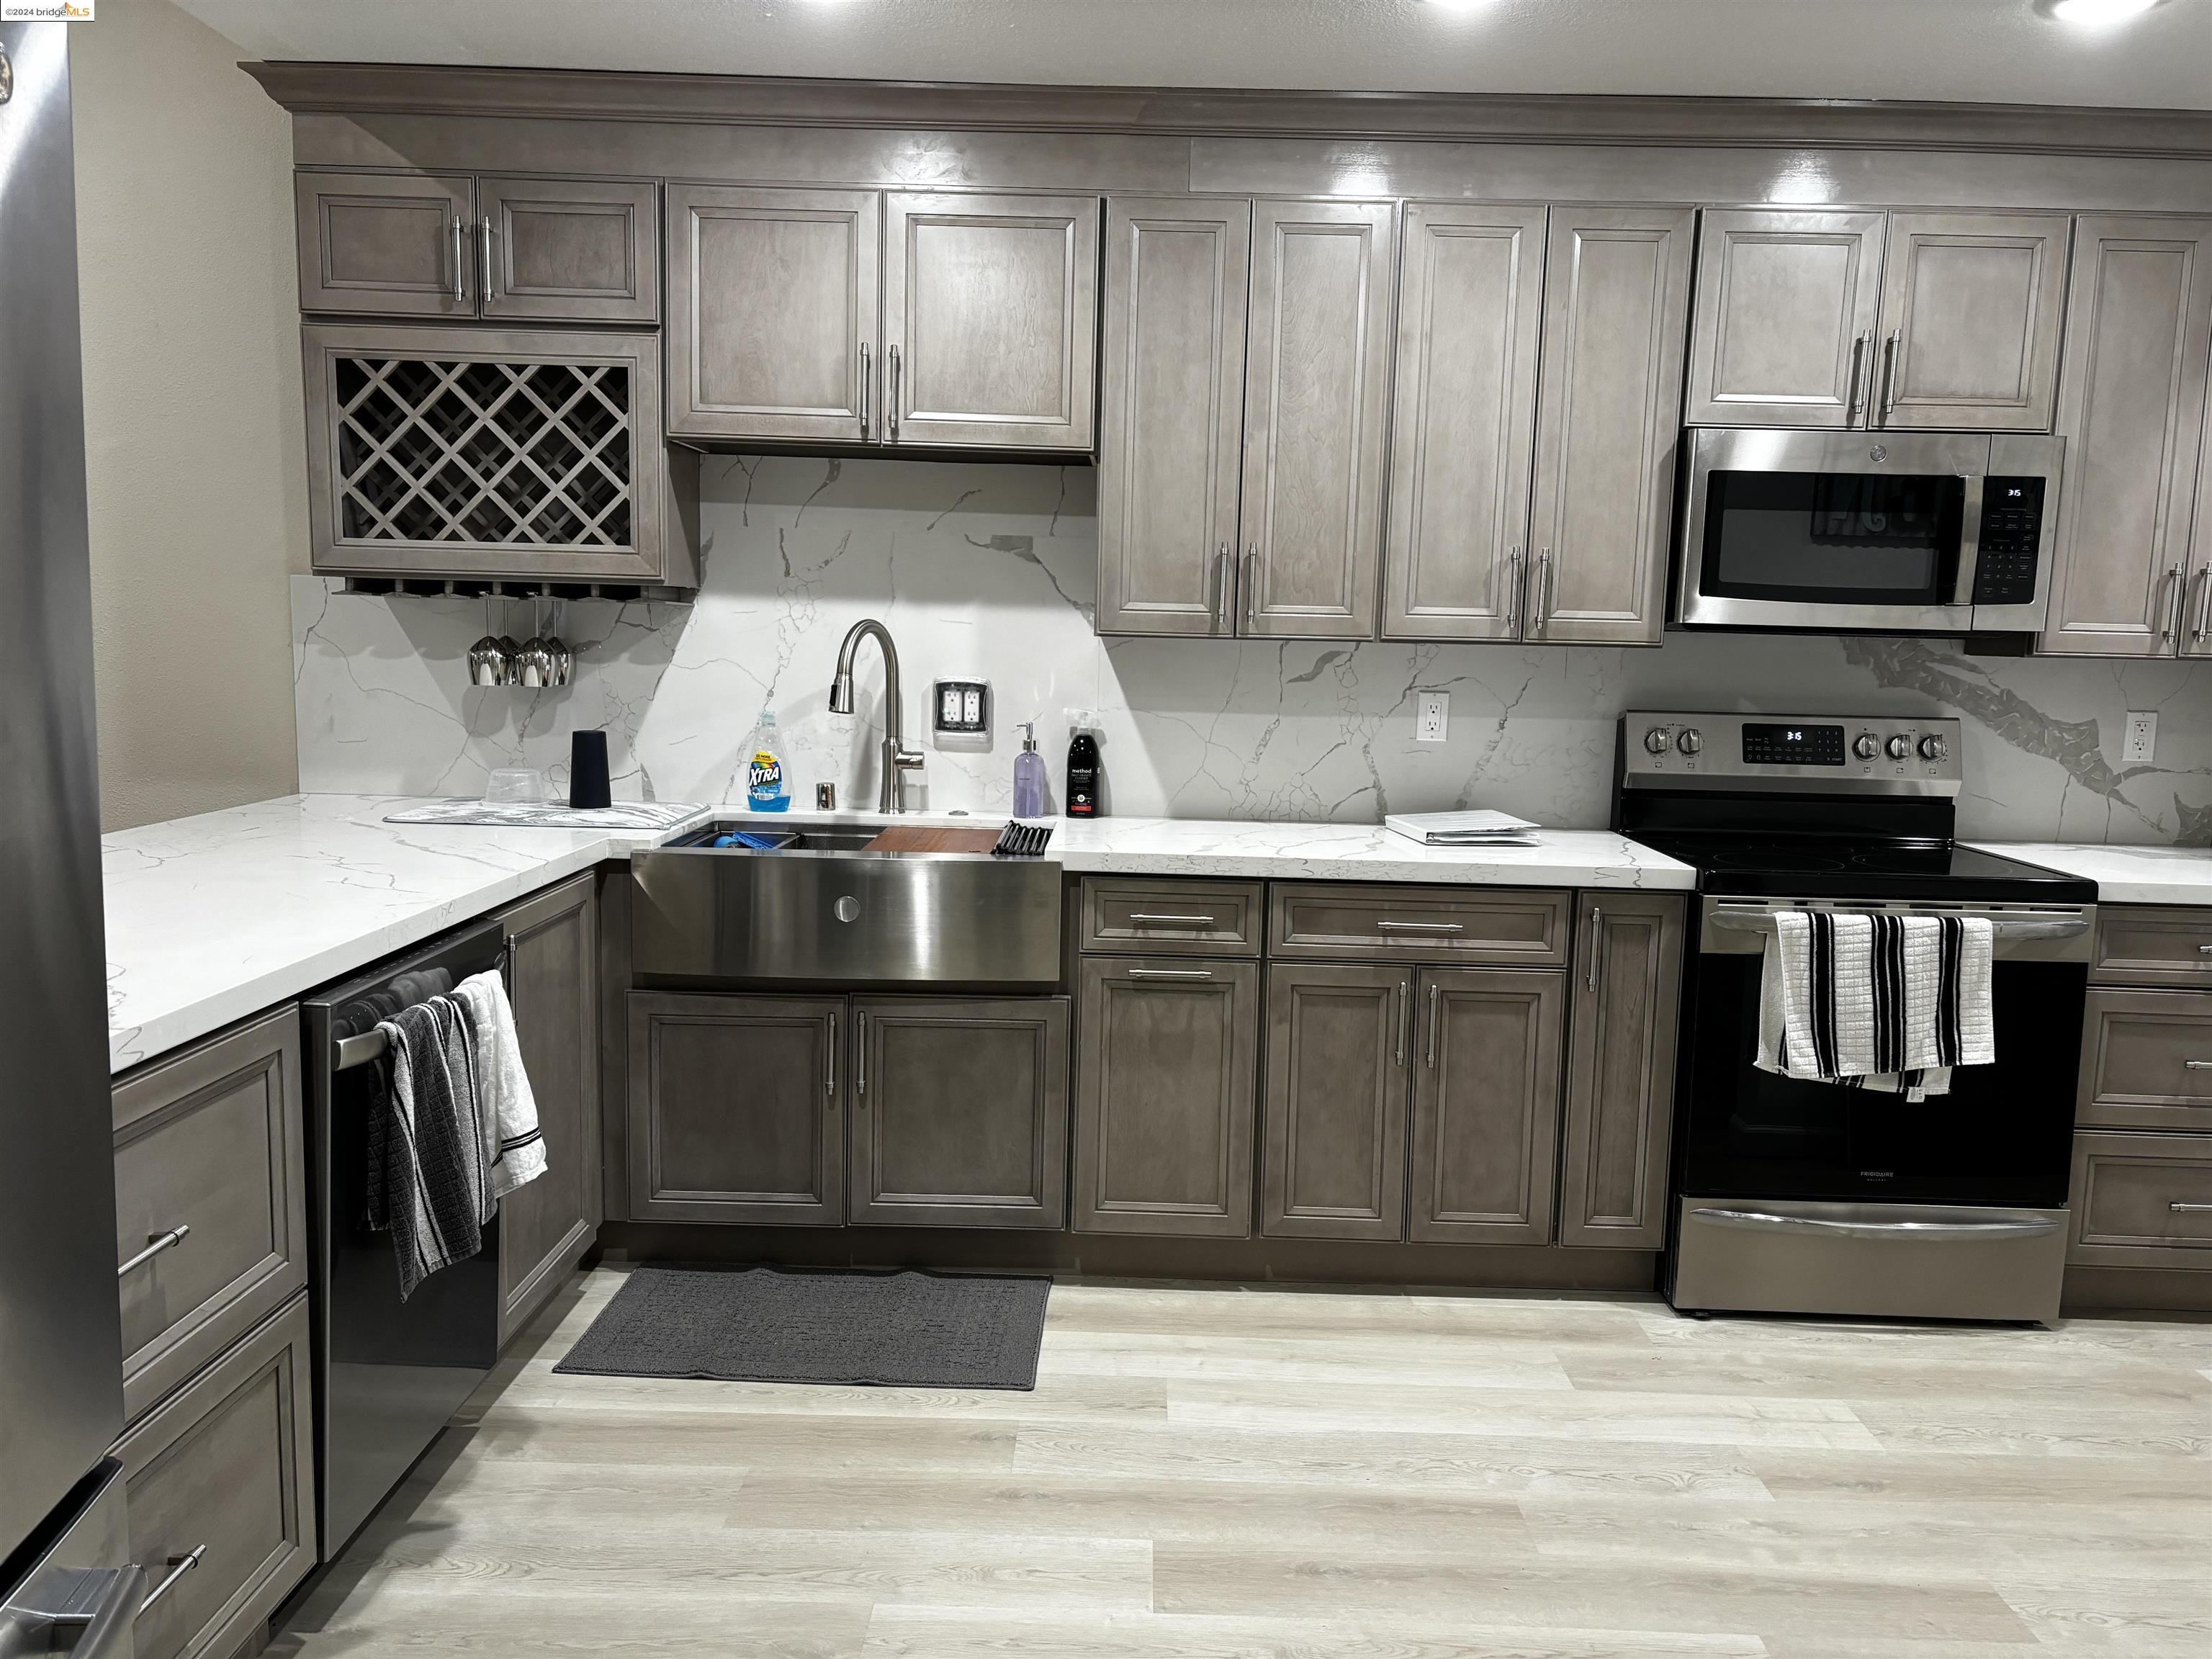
<box><xmin>1742</xmin><ymin>723</ymin><xmax>1845</xmax><ymax>765</ymax></box>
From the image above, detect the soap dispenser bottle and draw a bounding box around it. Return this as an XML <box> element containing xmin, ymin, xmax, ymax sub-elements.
<box><xmin>1012</xmin><ymin>721</ymin><xmax>1047</xmax><ymax>818</ymax></box>
<box><xmin>1065</xmin><ymin>721</ymin><xmax>1102</xmax><ymax>818</ymax></box>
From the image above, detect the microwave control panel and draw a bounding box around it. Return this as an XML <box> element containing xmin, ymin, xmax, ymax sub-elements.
<box><xmin>1971</xmin><ymin>477</ymin><xmax>2046</xmax><ymax>606</ymax></box>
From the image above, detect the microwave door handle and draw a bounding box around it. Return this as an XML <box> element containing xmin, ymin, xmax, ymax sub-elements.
<box><xmin>1951</xmin><ymin>470</ymin><xmax>1986</xmax><ymax>613</ymax></box>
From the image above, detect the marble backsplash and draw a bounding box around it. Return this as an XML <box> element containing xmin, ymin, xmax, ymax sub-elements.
<box><xmin>295</xmin><ymin>454</ymin><xmax>2212</xmax><ymax>845</ymax></box>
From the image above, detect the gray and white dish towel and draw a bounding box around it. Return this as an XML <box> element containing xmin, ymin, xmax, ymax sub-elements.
<box><xmin>366</xmin><ymin>971</ymin><xmax>546</xmax><ymax>1300</ymax></box>
<box><xmin>1755</xmin><ymin>910</ymin><xmax>1995</xmax><ymax>1103</ymax></box>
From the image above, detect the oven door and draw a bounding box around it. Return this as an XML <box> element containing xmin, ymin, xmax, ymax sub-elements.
<box><xmin>1676</xmin><ymin>428</ymin><xmax>1992</xmax><ymax>632</ymax></box>
<box><xmin>1676</xmin><ymin>897</ymin><xmax>2090</xmax><ymax>1209</ymax></box>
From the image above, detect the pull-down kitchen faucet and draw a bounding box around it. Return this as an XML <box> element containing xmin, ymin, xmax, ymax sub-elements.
<box><xmin>828</xmin><ymin>618</ymin><xmax>925</xmax><ymax>813</ymax></box>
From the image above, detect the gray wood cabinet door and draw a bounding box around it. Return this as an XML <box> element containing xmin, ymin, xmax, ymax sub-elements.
<box><xmin>850</xmin><ymin>997</ymin><xmax>1071</xmax><ymax>1228</ymax></box>
<box><xmin>1408</xmin><ymin>968</ymin><xmax>1566</xmax><ymax>1245</ymax></box>
<box><xmin>1262</xmin><ymin>963</ymin><xmax>1411</xmax><ymax>1241</ymax></box>
<box><xmin>1874</xmin><ymin>212</ymin><xmax>2069</xmax><ymax>432</ymax></box>
<box><xmin>1559</xmin><ymin>894</ymin><xmax>1685</xmax><ymax>1249</ymax></box>
<box><xmin>480</xmin><ymin>175</ymin><xmax>658</xmax><ymax>325</ymax></box>
<box><xmin>666</xmin><ymin>184</ymin><xmax>879</xmax><ymax>443</ymax></box>
<box><xmin>883</xmin><ymin>192</ymin><xmax>1100</xmax><ymax>451</ymax></box>
<box><xmin>495</xmin><ymin>874</ymin><xmax>599</xmax><ymax>1346</ymax></box>
<box><xmin>1382</xmin><ymin>203</ymin><xmax>1547</xmax><ymax>642</ymax></box>
<box><xmin>1096</xmin><ymin>196</ymin><xmax>1251</xmax><ymax>637</ymax></box>
<box><xmin>1686</xmin><ymin>208</ymin><xmax>1886</xmax><ymax>428</ymax></box>
<box><xmin>626</xmin><ymin>992</ymin><xmax>845</xmax><ymax>1225</ymax></box>
<box><xmin>295</xmin><ymin>171</ymin><xmax>475</xmax><ymax>318</ymax></box>
<box><xmin>1527</xmin><ymin>205</ymin><xmax>1694</xmax><ymax>646</ymax></box>
<box><xmin>1241</xmin><ymin>199</ymin><xmax>1396</xmax><ymax>639</ymax></box>
<box><xmin>2040</xmin><ymin>215</ymin><xmax>2212</xmax><ymax>657</ymax></box>
<box><xmin>2189</xmin><ymin>392</ymin><xmax>2212</xmax><ymax>657</ymax></box>
<box><xmin>117</xmin><ymin>1296</ymin><xmax>316</xmax><ymax>1659</ymax></box>
<box><xmin>1074</xmin><ymin>957</ymin><xmax>1259</xmax><ymax>1237</ymax></box>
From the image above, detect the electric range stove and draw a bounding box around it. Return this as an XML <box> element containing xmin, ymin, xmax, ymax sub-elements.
<box><xmin>1614</xmin><ymin>710</ymin><xmax>2096</xmax><ymax>1326</ymax></box>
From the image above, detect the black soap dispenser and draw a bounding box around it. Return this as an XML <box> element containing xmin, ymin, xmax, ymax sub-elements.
<box><xmin>1065</xmin><ymin>721</ymin><xmax>1102</xmax><ymax>818</ymax></box>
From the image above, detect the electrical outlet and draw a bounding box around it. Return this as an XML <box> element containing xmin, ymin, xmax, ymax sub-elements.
<box><xmin>1415</xmin><ymin>691</ymin><xmax>1449</xmax><ymax>744</ymax></box>
<box><xmin>2123</xmin><ymin>710</ymin><xmax>2157</xmax><ymax>764</ymax></box>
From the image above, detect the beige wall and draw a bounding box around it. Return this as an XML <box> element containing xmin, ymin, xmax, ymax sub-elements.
<box><xmin>73</xmin><ymin>0</ymin><xmax>304</xmax><ymax>831</ymax></box>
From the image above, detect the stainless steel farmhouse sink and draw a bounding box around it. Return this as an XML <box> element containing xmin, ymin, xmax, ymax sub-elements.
<box><xmin>630</xmin><ymin>819</ymin><xmax>1061</xmax><ymax>986</ymax></box>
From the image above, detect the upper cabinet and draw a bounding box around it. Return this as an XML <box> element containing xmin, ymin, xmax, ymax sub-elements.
<box><xmin>1381</xmin><ymin>202</ymin><xmax>1692</xmax><ymax>647</ymax></box>
<box><xmin>296</xmin><ymin>171</ymin><xmax>659</xmax><ymax>325</ymax></box>
<box><xmin>1686</xmin><ymin>207</ymin><xmax>2068</xmax><ymax>431</ymax></box>
<box><xmin>1095</xmin><ymin>197</ymin><xmax>1395</xmax><ymax>641</ymax></box>
<box><xmin>667</xmin><ymin>185</ymin><xmax>1100</xmax><ymax>453</ymax></box>
<box><xmin>2040</xmin><ymin>215</ymin><xmax>2212</xmax><ymax>658</ymax></box>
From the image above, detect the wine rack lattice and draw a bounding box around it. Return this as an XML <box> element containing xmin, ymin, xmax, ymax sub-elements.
<box><xmin>333</xmin><ymin>355</ymin><xmax>635</xmax><ymax>549</ymax></box>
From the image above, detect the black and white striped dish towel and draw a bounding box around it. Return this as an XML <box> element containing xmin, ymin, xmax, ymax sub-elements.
<box><xmin>1755</xmin><ymin>910</ymin><xmax>1995</xmax><ymax>1102</ymax></box>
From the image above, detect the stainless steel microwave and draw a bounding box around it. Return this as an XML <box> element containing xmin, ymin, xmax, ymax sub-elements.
<box><xmin>1673</xmin><ymin>428</ymin><xmax>2064</xmax><ymax>635</ymax></box>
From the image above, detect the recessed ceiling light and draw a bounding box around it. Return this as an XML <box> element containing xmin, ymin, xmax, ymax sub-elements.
<box><xmin>2044</xmin><ymin>0</ymin><xmax>2163</xmax><ymax>24</ymax></box>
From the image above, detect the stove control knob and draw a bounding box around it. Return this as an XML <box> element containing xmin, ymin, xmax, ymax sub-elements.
<box><xmin>1885</xmin><ymin>734</ymin><xmax>1912</xmax><ymax>760</ymax></box>
<box><xmin>1919</xmin><ymin>734</ymin><xmax>1948</xmax><ymax>762</ymax></box>
<box><xmin>1853</xmin><ymin>732</ymin><xmax>1880</xmax><ymax>760</ymax></box>
<box><xmin>1642</xmin><ymin>727</ymin><xmax>1672</xmax><ymax>755</ymax></box>
<box><xmin>1676</xmin><ymin>728</ymin><xmax>1703</xmax><ymax>755</ymax></box>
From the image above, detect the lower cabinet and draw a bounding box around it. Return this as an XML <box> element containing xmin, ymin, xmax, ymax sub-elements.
<box><xmin>2069</xmin><ymin>1130</ymin><xmax>2212</xmax><ymax>1266</ymax></box>
<box><xmin>115</xmin><ymin>1295</ymin><xmax>316</xmax><ymax>1659</ymax></box>
<box><xmin>1409</xmin><ymin>969</ymin><xmax>1567</xmax><ymax>1244</ymax></box>
<box><xmin>495</xmin><ymin>873</ymin><xmax>602</xmax><ymax>1342</ymax></box>
<box><xmin>850</xmin><ymin>997</ymin><xmax>1072</xmax><ymax>1228</ymax></box>
<box><xmin>1262</xmin><ymin>964</ymin><xmax>1411</xmax><ymax>1240</ymax></box>
<box><xmin>1559</xmin><ymin>894</ymin><xmax>1685</xmax><ymax>1249</ymax></box>
<box><xmin>1074</xmin><ymin>957</ymin><xmax>1259</xmax><ymax>1236</ymax></box>
<box><xmin>628</xmin><ymin>991</ymin><xmax>846</xmax><ymax>1225</ymax></box>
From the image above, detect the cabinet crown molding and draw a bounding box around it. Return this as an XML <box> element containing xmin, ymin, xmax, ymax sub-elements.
<box><xmin>240</xmin><ymin>62</ymin><xmax>2212</xmax><ymax>160</ymax></box>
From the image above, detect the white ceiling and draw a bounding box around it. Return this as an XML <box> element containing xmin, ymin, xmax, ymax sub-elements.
<box><xmin>176</xmin><ymin>0</ymin><xmax>2212</xmax><ymax>111</ymax></box>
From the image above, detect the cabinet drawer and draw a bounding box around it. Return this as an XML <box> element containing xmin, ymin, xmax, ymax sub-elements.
<box><xmin>1269</xmin><ymin>884</ymin><xmax>1570</xmax><ymax>965</ymax></box>
<box><xmin>1081</xmin><ymin>878</ymin><xmax>1262</xmax><ymax>956</ymax></box>
<box><xmin>113</xmin><ymin>1007</ymin><xmax>307</xmax><ymax>1425</ymax></box>
<box><xmin>2077</xmin><ymin>989</ymin><xmax>2212</xmax><ymax>1133</ymax></box>
<box><xmin>2093</xmin><ymin>906</ymin><xmax>2212</xmax><ymax>988</ymax></box>
<box><xmin>116</xmin><ymin>1295</ymin><xmax>317</xmax><ymax>1659</ymax></box>
<box><xmin>2069</xmin><ymin>1132</ymin><xmax>2212</xmax><ymax>1269</ymax></box>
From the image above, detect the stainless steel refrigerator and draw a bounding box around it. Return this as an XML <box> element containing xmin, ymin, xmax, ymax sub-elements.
<box><xmin>0</xmin><ymin>19</ymin><xmax>141</xmax><ymax>1658</ymax></box>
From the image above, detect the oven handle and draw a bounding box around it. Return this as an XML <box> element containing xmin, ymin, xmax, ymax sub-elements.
<box><xmin>1690</xmin><ymin>1207</ymin><xmax>2061</xmax><ymax>1241</ymax></box>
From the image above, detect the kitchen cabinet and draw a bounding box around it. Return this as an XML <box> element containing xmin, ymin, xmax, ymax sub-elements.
<box><xmin>1381</xmin><ymin>203</ymin><xmax>1690</xmax><ymax>646</ymax></box>
<box><xmin>114</xmin><ymin>1297</ymin><xmax>315</xmax><ymax>1659</ymax></box>
<box><xmin>1269</xmin><ymin>881</ymin><xmax>1571</xmax><ymax>966</ymax></box>
<box><xmin>626</xmin><ymin>992</ymin><xmax>845</xmax><ymax>1225</ymax></box>
<box><xmin>849</xmin><ymin>997</ymin><xmax>1071</xmax><ymax>1228</ymax></box>
<box><xmin>2077</xmin><ymin>988</ymin><xmax>2212</xmax><ymax>1136</ymax></box>
<box><xmin>1094</xmin><ymin>197</ymin><xmax>1251</xmax><ymax>636</ymax></box>
<box><xmin>665</xmin><ymin>184</ymin><xmax>880</xmax><ymax>443</ymax></box>
<box><xmin>2040</xmin><ymin>217</ymin><xmax>2212</xmax><ymax>657</ymax></box>
<box><xmin>302</xmin><ymin>322</ymin><xmax>688</xmax><ymax>584</ymax></box>
<box><xmin>2068</xmin><ymin>1130</ymin><xmax>2212</xmax><ymax>1268</ymax></box>
<box><xmin>1074</xmin><ymin>957</ymin><xmax>1259</xmax><ymax>1236</ymax></box>
<box><xmin>1558</xmin><ymin>894</ymin><xmax>1685</xmax><ymax>1249</ymax></box>
<box><xmin>296</xmin><ymin>169</ymin><xmax>657</xmax><ymax>323</ymax></box>
<box><xmin>1381</xmin><ymin>203</ymin><xmax>1547</xmax><ymax>641</ymax></box>
<box><xmin>1080</xmin><ymin>876</ymin><xmax>1264</xmax><ymax>957</ymax></box>
<box><xmin>1408</xmin><ymin>968</ymin><xmax>1565</xmax><ymax>1244</ymax></box>
<box><xmin>1262</xmin><ymin>963</ymin><xmax>1411</xmax><ymax>1241</ymax></box>
<box><xmin>494</xmin><ymin>873</ymin><xmax>600</xmax><ymax>1344</ymax></box>
<box><xmin>1686</xmin><ymin>207</ymin><xmax>2067</xmax><ymax>433</ymax></box>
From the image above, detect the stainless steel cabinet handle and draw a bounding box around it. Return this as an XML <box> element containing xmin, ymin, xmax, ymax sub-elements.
<box><xmin>1533</xmin><ymin>549</ymin><xmax>1552</xmax><ymax>635</ymax></box>
<box><xmin>138</xmin><ymin>1547</ymin><xmax>205</xmax><ymax>1617</ymax></box>
<box><xmin>1506</xmin><ymin>547</ymin><xmax>1524</xmax><ymax>630</ymax></box>
<box><xmin>887</xmin><ymin>345</ymin><xmax>900</xmax><ymax>440</ymax></box>
<box><xmin>1586</xmin><ymin>905</ymin><xmax>1604</xmax><ymax>991</ymax></box>
<box><xmin>451</xmin><ymin>217</ymin><xmax>467</xmax><ymax>303</ymax></box>
<box><xmin>1425</xmin><ymin>982</ymin><xmax>1439</xmax><ymax>1070</ymax></box>
<box><xmin>1376</xmin><ymin>920</ymin><xmax>1462</xmax><ymax>933</ymax></box>
<box><xmin>855</xmin><ymin>1012</ymin><xmax>866</xmax><ymax>1098</ymax></box>
<box><xmin>117</xmin><ymin>1225</ymin><xmax>189</xmax><ymax>1278</ymax></box>
<box><xmin>825</xmin><ymin>1010</ymin><xmax>837</xmax><ymax>1098</ymax></box>
<box><xmin>2182</xmin><ymin>1059</ymin><xmax>2212</xmax><ymax>1071</ymax></box>
<box><xmin>1128</xmin><ymin>913</ymin><xmax>1218</xmax><ymax>926</ymax></box>
<box><xmin>2170</xmin><ymin>1202</ymin><xmax>2212</xmax><ymax>1213</ymax></box>
<box><xmin>2199</xmin><ymin>944</ymin><xmax>2212</xmax><ymax>956</ymax></box>
<box><xmin>1129</xmin><ymin>967</ymin><xmax>1215</xmax><ymax>981</ymax></box>
<box><xmin>859</xmin><ymin>341</ymin><xmax>871</xmax><ymax>438</ymax></box>
<box><xmin>1845</xmin><ymin>331</ymin><xmax>1870</xmax><ymax>425</ymax></box>
<box><xmin>1393</xmin><ymin>979</ymin><xmax>1408</xmax><ymax>1067</ymax></box>
<box><xmin>1243</xmin><ymin>545</ymin><xmax>1258</xmax><ymax>629</ymax></box>
<box><xmin>1691</xmin><ymin>1206</ymin><xmax>2059</xmax><ymax>1240</ymax></box>
<box><xmin>2187</xmin><ymin>565</ymin><xmax>2212</xmax><ymax>645</ymax></box>
<box><xmin>1879</xmin><ymin>330</ymin><xmax>1900</xmax><ymax>425</ymax></box>
<box><xmin>2159</xmin><ymin>563</ymin><xmax>2183</xmax><ymax>641</ymax></box>
<box><xmin>480</xmin><ymin>216</ymin><xmax>494</xmax><ymax>302</ymax></box>
<box><xmin>1213</xmin><ymin>542</ymin><xmax>1231</xmax><ymax>630</ymax></box>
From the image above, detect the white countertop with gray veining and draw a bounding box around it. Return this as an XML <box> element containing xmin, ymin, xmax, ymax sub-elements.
<box><xmin>102</xmin><ymin>796</ymin><xmax>1696</xmax><ymax>1073</ymax></box>
<box><xmin>1969</xmin><ymin>842</ymin><xmax>2212</xmax><ymax>907</ymax></box>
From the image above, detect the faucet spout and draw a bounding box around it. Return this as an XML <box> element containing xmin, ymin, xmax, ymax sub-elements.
<box><xmin>828</xmin><ymin>619</ymin><xmax>923</xmax><ymax>812</ymax></box>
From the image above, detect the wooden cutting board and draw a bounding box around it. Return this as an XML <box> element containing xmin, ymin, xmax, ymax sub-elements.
<box><xmin>863</xmin><ymin>824</ymin><xmax>1003</xmax><ymax>854</ymax></box>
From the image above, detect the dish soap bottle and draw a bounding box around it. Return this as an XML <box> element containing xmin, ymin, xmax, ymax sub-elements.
<box><xmin>1012</xmin><ymin>721</ymin><xmax>1047</xmax><ymax>818</ymax></box>
<box><xmin>1065</xmin><ymin>721</ymin><xmax>1102</xmax><ymax>818</ymax></box>
<box><xmin>747</xmin><ymin>709</ymin><xmax>791</xmax><ymax>813</ymax></box>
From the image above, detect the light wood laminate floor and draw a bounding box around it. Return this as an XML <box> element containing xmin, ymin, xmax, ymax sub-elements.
<box><xmin>273</xmin><ymin>1264</ymin><xmax>2212</xmax><ymax>1658</ymax></box>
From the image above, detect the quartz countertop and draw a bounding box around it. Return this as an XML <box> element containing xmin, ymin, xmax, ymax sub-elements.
<box><xmin>103</xmin><ymin>796</ymin><xmax>1693</xmax><ymax>1074</ymax></box>
<box><xmin>1967</xmin><ymin>842</ymin><xmax>2212</xmax><ymax>907</ymax></box>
